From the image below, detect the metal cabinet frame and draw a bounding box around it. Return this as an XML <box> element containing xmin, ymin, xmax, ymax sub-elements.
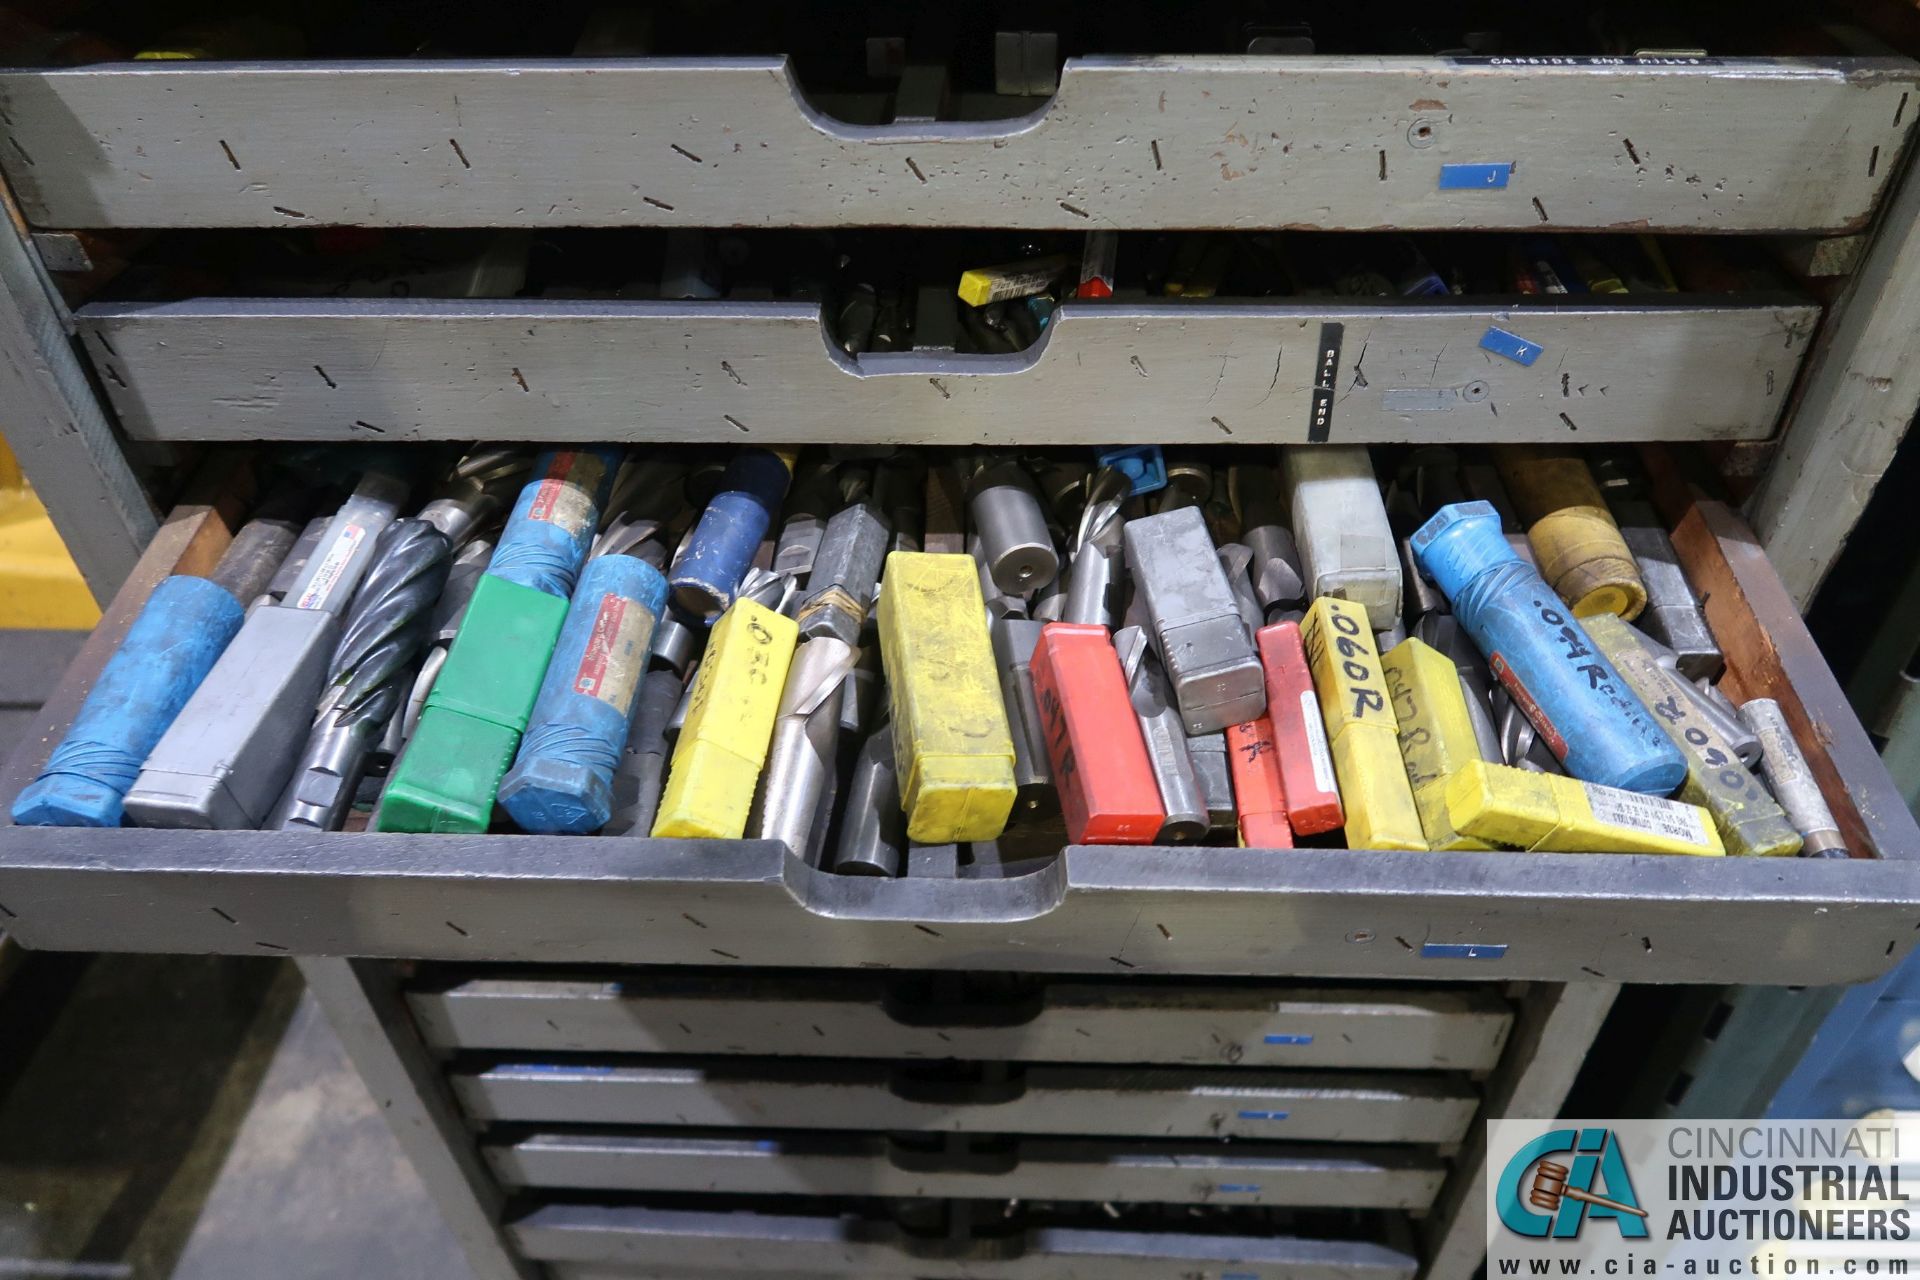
<box><xmin>4</xmin><ymin>38</ymin><xmax>1920</xmax><ymax>1280</ymax></box>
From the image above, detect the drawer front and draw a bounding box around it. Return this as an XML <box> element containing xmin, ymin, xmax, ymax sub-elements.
<box><xmin>449</xmin><ymin>1061</ymin><xmax>1477</xmax><ymax>1142</ymax></box>
<box><xmin>0</xmin><ymin>58</ymin><xmax>1911</xmax><ymax>233</ymax></box>
<box><xmin>407</xmin><ymin>973</ymin><xmax>1513</xmax><ymax>1071</ymax></box>
<box><xmin>3</xmin><ymin>484</ymin><xmax>1915</xmax><ymax>987</ymax></box>
<box><xmin>485</xmin><ymin>1131</ymin><xmax>1447</xmax><ymax>1209</ymax></box>
<box><xmin>77</xmin><ymin>298</ymin><xmax>1815</xmax><ymax>446</ymax></box>
<box><xmin>513</xmin><ymin>1202</ymin><xmax>1418</xmax><ymax>1280</ymax></box>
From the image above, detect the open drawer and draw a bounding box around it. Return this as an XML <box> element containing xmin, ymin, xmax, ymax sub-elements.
<box><xmin>77</xmin><ymin>294</ymin><xmax>1818</xmax><ymax>446</ymax></box>
<box><xmin>0</xmin><ymin>55</ymin><xmax>1913</xmax><ymax>234</ymax></box>
<box><xmin>0</xmin><ymin>452</ymin><xmax>1914</xmax><ymax>987</ymax></box>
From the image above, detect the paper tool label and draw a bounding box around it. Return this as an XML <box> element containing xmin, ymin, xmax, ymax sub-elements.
<box><xmin>1488</xmin><ymin>652</ymin><xmax>1569</xmax><ymax>760</ymax></box>
<box><xmin>296</xmin><ymin>522</ymin><xmax>366</xmax><ymax>611</ymax></box>
<box><xmin>528</xmin><ymin>449</ymin><xmax>602</xmax><ymax>537</ymax></box>
<box><xmin>574</xmin><ymin>595</ymin><xmax>653</xmax><ymax>711</ymax></box>
<box><xmin>1584</xmin><ymin>785</ymin><xmax>1714</xmax><ymax>847</ymax></box>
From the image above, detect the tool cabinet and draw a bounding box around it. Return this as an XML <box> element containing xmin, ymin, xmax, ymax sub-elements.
<box><xmin>3</xmin><ymin>5</ymin><xmax>1920</xmax><ymax>1279</ymax></box>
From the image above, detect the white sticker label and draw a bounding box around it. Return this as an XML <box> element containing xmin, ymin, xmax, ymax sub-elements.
<box><xmin>1302</xmin><ymin>691</ymin><xmax>1337</xmax><ymax>795</ymax></box>
<box><xmin>1582</xmin><ymin>784</ymin><xmax>1714</xmax><ymax>847</ymax></box>
<box><xmin>295</xmin><ymin>523</ymin><xmax>366</xmax><ymax>611</ymax></box>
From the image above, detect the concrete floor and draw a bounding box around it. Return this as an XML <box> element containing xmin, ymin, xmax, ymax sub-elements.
<box><xmin>0</xmin><ymin>953</ymin><xmax>476</xmax><ymax>1280</ymax></box>
<box><xmin>0</xmin><ymin>626</ymin><xmax>476</xmax><ymax>1278</ymax></box>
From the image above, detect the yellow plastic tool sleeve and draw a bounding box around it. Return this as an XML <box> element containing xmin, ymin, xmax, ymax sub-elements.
<box><xmin>651</xmin><ymin>600</ymin><xmax>798</xmax><ymax>840</ymax></box>
<box><xmin>1382</xmin><ymin>638</ymin><xmax>1495</xmax><ymax>851</ymax></box>
<box><xmin>1445</xmin><ymin>759</ymin><xmax>1724</xmax><ymax>856</ymax></box>
<box><xmin>1301</xmin><ymin>597</ymin><xmax>1427</xmax><ymax>851</ymax></box>
<box><xmin>876</xmin><ymin>552</ymin><xmax>1018</xmax><ymax>842</ymax></box>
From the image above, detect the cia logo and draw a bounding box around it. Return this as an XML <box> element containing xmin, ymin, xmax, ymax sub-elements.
<box><xmin>1497</xmin><ymin>1127</ymin><xmax>1650</xmax><ymax>1239</ymax></box>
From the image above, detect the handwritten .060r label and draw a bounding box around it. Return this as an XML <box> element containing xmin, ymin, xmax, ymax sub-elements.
<box><xmin>1583</xmin><ymin>784</ymin><xmax>1714</xmax><ymax>847</ymax></box>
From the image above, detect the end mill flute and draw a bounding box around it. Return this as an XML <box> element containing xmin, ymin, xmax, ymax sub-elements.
<box><xmin>268</xmin><ymin>517</ymin><xmax>457</xmax><ymax>832</ymax></box>
<box><xmin>752</xmin><ymin>635</ymin><xmax>859</xmax><ymax>859</ymax></box>
<box><xmin>1114</xmin><ymin>626</ymin><xmax>1208</xmax><ymax>843</ymax></box>
<box><xmin>270</xmin><ymin>464</ymin><xmax>517</xmax><ymax>833</ymax></box>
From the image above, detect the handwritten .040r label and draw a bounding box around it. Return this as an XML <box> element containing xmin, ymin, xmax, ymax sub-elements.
<box><xmin>1583</xmin><ymin>784</ymin><xmax>1714</xmax><ymax>847</ymax></box>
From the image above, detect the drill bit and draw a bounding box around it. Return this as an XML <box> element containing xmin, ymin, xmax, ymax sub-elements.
<box><xmin>1073</xmin><ymin>465</ymin><xmax>1129</xmax><ymax>556</ymax></box>
<box><xmin>751</xmin><ymin>635</ymin><xmax>859</xmax><ymax>860</ymax></box>
<box><xmin>270</xmin><ymin>456</ymin><xmax>522</xmax><ymax>832</ymax></box>
<box><xmin>1056</xmin><ymin>464</ymin><xmax>1129</xmax><ymax>627</ymax></box>
<box><xmin>1217</xmin><ymin>544</ymin><xmax>1263</xmax><ymax>639</ymax></box>
<box><xmin>269</xmin><ymin>519</ymin><xmax>455</xmax><ymax>832</ymax></box>
<box><xmin>1230</xmin><ymin>463</ymin><xmax>1305</xmax><ymax>617</ymax></box>
<box><xmin>594</xmin><ymin>456</ymin><xmax>690</xmax><ymax>561</ymax></box>
<box><xmin>1114</xmin><ymin>626</ymin><xmax>1208</xmax><ymax>842</ymax></box>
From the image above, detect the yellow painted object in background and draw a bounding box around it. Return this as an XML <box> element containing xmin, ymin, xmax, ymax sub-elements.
<box><xmin>0</xmin><ymin>438</ymin><xmax>99</xmax><ymax>629</ymax></box>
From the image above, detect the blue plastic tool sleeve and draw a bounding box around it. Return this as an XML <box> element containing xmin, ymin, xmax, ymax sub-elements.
<box><xmin>1411</xmin><ymin>501</ymin><xmax>1686</xmax><ymax>795</ymax></box>
<box><xmin>668</xmin><ymin>448</ymin><xmax>794</xmax><ymax>617</ymax></box>
<box><xmin>11</xmin><ymin>575</ymin><xmax>245</xmax><ymax>827</ymax></box>
<box><xmin>500</xmin><ymin>555</ymin><xmax>670</xmax><ymax>834</ymax></box>
<box><xmin>486</xmin><ymin>446</ymin><xmax>624</xmax><ymax>598</ymax></box>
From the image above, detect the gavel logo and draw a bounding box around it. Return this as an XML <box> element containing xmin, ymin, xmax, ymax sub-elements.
<box><xmin>1529</xmin><ymin>1160</ymin><xmax>1650</xmax><ymax>1219</ymax></box>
